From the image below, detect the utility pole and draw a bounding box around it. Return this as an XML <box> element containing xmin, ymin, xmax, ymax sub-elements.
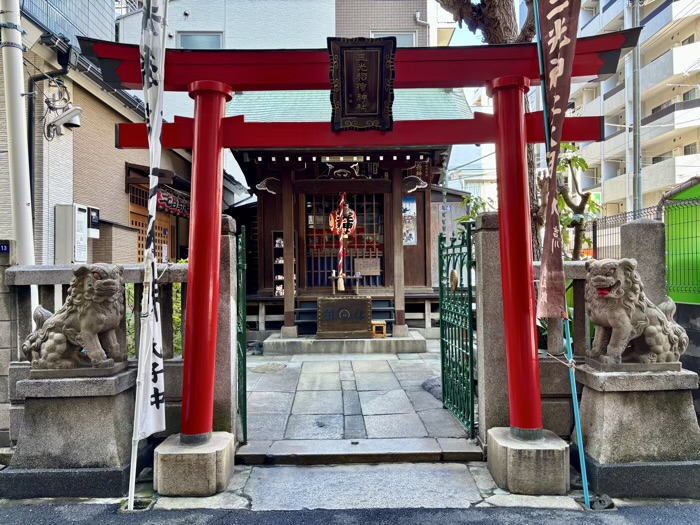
<box><xmin>631</xmin><ymin>0</ymin><xmax>642</xmax><ymax>215</ymax></box>
<box><xmin>1</xmin><ymin>0</ymin><xmax>35</xmax><ymax>266</ymax></box>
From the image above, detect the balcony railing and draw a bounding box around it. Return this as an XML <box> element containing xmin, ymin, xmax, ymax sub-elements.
<box><xmin>602</xmin><ymin>0</ymin><xmax>618</xmax><ymax>13</ymax></box>
<box><xmin>641</xmin><ymin>98</ymin><xmax>700</xmax><ymax>126</ymax></box>
<box><xmin>603</xmin><ymin>82</ymin><xmax>625</xmax><ymax>100</ymax></box>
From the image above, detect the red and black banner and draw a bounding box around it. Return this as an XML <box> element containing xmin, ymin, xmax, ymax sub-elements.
<box><xmin>536</xmin><ymin>0</ymin><xmax>582</xmax><ymax>319</ymax></box>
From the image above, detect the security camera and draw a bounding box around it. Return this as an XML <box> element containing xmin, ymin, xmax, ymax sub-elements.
<box><xmin>47</xmin><ymin>106</ymin><xmax>82</xmax><ymax>137</ymax></box>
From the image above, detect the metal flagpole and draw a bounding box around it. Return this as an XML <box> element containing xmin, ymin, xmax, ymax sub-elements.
<box><xmin>533</xmin><ymin>0</ymin><xmax>590</xmax><ymax>508</ymax></box>
<box><xmin>128</xmin><ymin>0</ymin><xmax>169</xmax><ymax>510</ymax></box>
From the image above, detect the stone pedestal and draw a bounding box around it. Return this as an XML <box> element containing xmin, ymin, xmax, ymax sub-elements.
<box><xmin>0</xmin><ymin>370</ymin><xmax>137</xmax><ymax>498</ymax></box>
<box><xmin>154</xmin><ymin>432</ymin><xmax>235</xmax><ymax>496</ymax></box>
<box><xmin>487</xmin><ymin>427</ymin><xmax>570</xmax><ymax>495</ymax></box>
<box><xmin>573</xmin><ymin>365</ymin><xmax>700</xmax><ymax>498</ymax></box>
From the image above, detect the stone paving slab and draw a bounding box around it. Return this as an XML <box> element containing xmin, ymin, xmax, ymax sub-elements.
<box><xmin>352</xmin><ymin>360</ymin><xmax>392</xmax><ymax>373</ymax></box>
<box><xmin>418</xmin><ymin>409</ymin><xmax>469</xmax><ymax>438</ymax></box>
<box><xmin>247</xmin><ymin>414</ymin><xmax>289</xmax><ymax>441</ymax></box>
<box><xmin>389</xmin><ymin>361</ymin><xmax>434</xmax><ymax>372</ymax></box>
<box><xmin>439</xmin><ymin>438</ymin><xmax>483</xmax><ymax>461</ymax></box>
<box><xmin>342</xmin><ymin>390</ymin><xmax>362</xmax><ymax>415</ymax></box>
<box><xmin>245</xmin><ymin>463</ymin><xmax>480</xmax><ymax>510</ymax></box>
<box><xmin>247</xmin><ymin>438</ymin><xmax>443</xmax><ymax>465</ymax></box>
<box><xmin>235</xmin><ymin>441</ymin><xmax>272</xmax><ymax>464</ymax></box>
<box><xmin>355</xmin><ymin>373</ymin><xmax>400</xmax><ymax>391</ymax></box>
<box><xmin>359</xmin><ymin>390</ymin><xmax>414</xmax><ymax>415</ymax></box>
<box><xmin>285</xmin><ymin>415</ymin><xmax>344</xmax><ymax>440</ymax></box>
<box><xmin>297</xmin><ymin>373</ymin><xmax>341</xmax><ymax>391</ymax></box>
<box><xmin>246</xmin><ymin>372</ymin><xmax>263</xmax><ymax>392</ymax></box>
<box><xmin>253</xmin><ymin>369</ymin><xmax>300</xmax><ymax>392</ymax></box>
<box><xmin>247</xmin><ymin>392</ymin><xmax>294</xmax><ymax>414</ymax></box>
<box><xmin>406</xmin><ymin>390</ymin><xmax>444</xmax><ymax>411</ymax></box>
<box><xmin>344</xmin><ymin>415</ymin><xmax>367</xmax><ymax>439</ymax></box>
<box><xmin>341</xmin><ymin>380</ymin><xmax>356</xmax><ymax>391</ymax></box>
<box><xmin>292</xmin><ymin>391</ymin><xmax>343</xmax><ymax>415</ymax></box>
<box><xmin>364</xmin><ymin>414</ymin><xmax>428</xmax><ymax>438</ymax></box>
<box><xmin>302</xmin><ymin>361</ymin><xmax>340</xmax><ymax>373</ymax></box>
<box><xmin>339</xmin><ymin>371</ymin><xmax>355</xmax><ymax>381</ymax></box>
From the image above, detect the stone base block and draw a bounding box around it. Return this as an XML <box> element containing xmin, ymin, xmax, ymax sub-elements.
<box><xmin>571</xmin><ymin>445</ymin><xmax>700</xmax><ymax>499</ymax></box>
<box><xmin>487</xmin><ymin>427</ymin><xmax>570</xmax><ymax>495</ymax></box>
<box><xmin>280</xmin><ymin>325</ymin><xmax>298</xmax><ymax>339</ymax></box>
<box><xmin>154</xmin><ymin>432</ymin><xmax>235</xmax><ymax>496</ymax></box>
<box><xmin>263</xmin><ymin>331</ymin><xmax>426</xmax><ymax>355</ymax></box>
<box><xmin>574</xmin><ymin>366</ymin><xmax>700</xmax><ymax>464</ymax></box>
<box><xmin>0</xmin><ymin>465</ymin><xmax>131</xmax><ymax>498</ymax></box>
<box><xmin>392</xmin><ymin>324</ymin><xmax>410</xmax><ymax>338</ymax></box>
<box><xmin>11</xmin><ymin>370</ymin><xmax>136</xmax><ymax>470</ymax></box>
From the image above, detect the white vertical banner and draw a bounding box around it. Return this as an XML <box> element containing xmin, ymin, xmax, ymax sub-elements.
<box><xmin>129</xmin><ymin>0</ymin><xmax>168</xmax><ymax>510</ymax></box>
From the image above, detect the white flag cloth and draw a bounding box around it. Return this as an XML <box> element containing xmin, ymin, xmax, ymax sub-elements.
<box><xmin>133</xmin><ymin>0</ymin><xmax>168</xmax><ymax>442</ymax></box>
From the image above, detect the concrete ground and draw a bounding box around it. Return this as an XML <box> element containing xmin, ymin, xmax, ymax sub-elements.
<box><xmin>239</xmin><ymin>340</ymin><xmax>480</xmax><ymax>462</ymax></box>
<box><xmin>2</xmin><ymin>462</ymin><xmax>700</xmax><ymax>523</ymax></box>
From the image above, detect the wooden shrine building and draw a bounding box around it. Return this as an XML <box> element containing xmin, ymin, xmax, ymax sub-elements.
<box><xmin>229</xmin><ymin>89</ymin><xmax>471</xmax><ymax>338</ymax></box>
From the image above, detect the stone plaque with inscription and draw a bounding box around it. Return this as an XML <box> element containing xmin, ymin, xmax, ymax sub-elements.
<box><xmin>317</xmin><ymin>296</ymin><xmax>373</xmax><ymax>339</ymax></box>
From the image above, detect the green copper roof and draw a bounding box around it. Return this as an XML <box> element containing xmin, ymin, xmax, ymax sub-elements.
<box><xmin>226</xmin><ymin>89</ymin><xmax>473</xmax><ymax>122</ymax></box>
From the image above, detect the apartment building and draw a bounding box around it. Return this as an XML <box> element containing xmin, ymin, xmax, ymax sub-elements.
<box><xmin>570</xmin><ymin>0</ymin><xmax>700</xmax><ymax>215</ymax></box>
<box><xmin>0</xmin><ymin>0</ymin><xmax>194</xmax><ymax>264</ymax></box>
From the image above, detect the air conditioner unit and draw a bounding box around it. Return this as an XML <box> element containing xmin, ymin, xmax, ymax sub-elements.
<box><xmin>55</xmin><ymin>204</ymin><xmax>89</xmax><ymax>264</ymax></box>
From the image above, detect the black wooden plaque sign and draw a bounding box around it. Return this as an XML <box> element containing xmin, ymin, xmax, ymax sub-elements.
<box><xmin>317</xmin><ymin>296</ymin><xmax>373</xmax><ymax>339</ymax></box>
<box><xmin>327</xmin><ymin>37</ymin><xmax>396</xmax><ymax>132</ymax></box>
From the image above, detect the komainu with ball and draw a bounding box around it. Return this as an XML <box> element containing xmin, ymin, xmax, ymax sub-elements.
<box><xmin>23</xmin><ymin>264</ymin><xmax>126</xmax><ymax>369</ymax></box>
<box><xmin>585</xmin><ymin>258</ymin><xmax>688</xmax><ymax>364</ymax></box>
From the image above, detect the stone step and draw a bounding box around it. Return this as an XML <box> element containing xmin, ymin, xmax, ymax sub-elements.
<box><xmin>236</xmin><ymin>437</ymin><xmax>483</xmax><ymax>465</ymax></box>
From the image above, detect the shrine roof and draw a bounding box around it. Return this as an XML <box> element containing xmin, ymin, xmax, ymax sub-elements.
<box><xmin>226</xmin><ymin>89</ymin><xmax>473</xmax><ymax>123</ymax></box>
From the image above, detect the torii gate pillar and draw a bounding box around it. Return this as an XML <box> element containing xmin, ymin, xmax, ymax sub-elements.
<box><xmin>486</xmin><ymin>76</ymin><xmax>569</xmax><ymax>496</ymax></box>
<box><xmin>180</xmin><ymin>80</ymin><xmax>233</xmax><ymax>444</ymax></box>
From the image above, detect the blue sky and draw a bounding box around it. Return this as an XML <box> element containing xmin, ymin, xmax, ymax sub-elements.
<box><xmin>450</xmin><ymin>25</ymin><xmax>485</xmax><ymax>47</ymax></box>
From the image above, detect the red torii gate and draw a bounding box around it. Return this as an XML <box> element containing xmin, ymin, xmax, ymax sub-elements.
<box><xmin>80</xmin><ymin>29</ymin><xmax>638</xmax><ymax>445</ymax></box>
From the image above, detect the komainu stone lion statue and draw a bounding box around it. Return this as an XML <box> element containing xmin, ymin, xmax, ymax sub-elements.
<box><xmin>22</xmin><ymin>264</ymin><xmax>126</xmax><ymax>369</ymax></box>
<box><xmin>585</xmin><ymin>258</ymin><xmax>689</xmax><ymax>364</ymax></box>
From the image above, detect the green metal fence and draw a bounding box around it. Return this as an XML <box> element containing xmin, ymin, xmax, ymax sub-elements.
<box><xmin>237</xmin><ymin>226</ymin><xmax>247</xmax><ymax>442</ymax></box>
<box><xmin>438</xmin><ymin>224</ymin><xmax>476</xmax><ymax>437</ymax></box>
<box><xmin>665</xmin><ymin>198</ymin><xmax>700</xmax><ymax>305</ymax></box>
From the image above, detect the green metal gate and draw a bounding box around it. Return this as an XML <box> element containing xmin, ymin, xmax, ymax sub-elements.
<box><xmin>237</xmin><ymin>225</ymin><xmax>247</xmax><ymax>442</ymax></box>
<box><xmin>439</xmin><ymin>224</ymin><xmax>476</xmax><ymax>437</ymax></box>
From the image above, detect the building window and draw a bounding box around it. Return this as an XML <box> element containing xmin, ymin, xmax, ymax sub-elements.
<box><xmin>681</xmin><ymin>34</ymin><xmax>695</xmax><ymax>45</ymax></box>
<box><xmin>178</xmin><ymin>32</ymin><xmax>222</xmax><ymax>49</ymax></box>
<box><xmin>651</xmin><ymin>101</ymin><xmax>672</xmax><ymax>114</ymax></box>
<box><xmin>685</xmin><ymin>143</ymin><xmax>698</xmax><ymax>155</ymax></box>
<box><xmin>652</xmin><ymin>151</ymin><xmax>672</xmax><ymax>164</ymax></box>
<box><xmin>370</xmin><ymin>31</ymin><xmax>416</xmax><ymax>47</ymax></box>
<box><xmin>683</xmin><ymin>88</ymin><xmax>699</xmax><ymax>102</ymax></box>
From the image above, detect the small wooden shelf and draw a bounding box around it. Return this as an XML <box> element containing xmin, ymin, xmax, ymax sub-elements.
<box><xmin>272</xmin><ymin>230</ymin><xmax>297</xmax><ymax>297</ymax></box>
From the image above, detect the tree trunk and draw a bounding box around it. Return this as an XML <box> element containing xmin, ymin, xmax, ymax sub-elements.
<box><xmin>436</xmin><ymin>0</ymin><xmax>542</xmax><ymax>258</ymax></box>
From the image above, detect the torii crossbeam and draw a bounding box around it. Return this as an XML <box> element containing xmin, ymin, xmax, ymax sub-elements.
<box><xmin>80</xmin><ymin>28</ymin><xmax>639</xmax><ymax>445</ymax></box>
